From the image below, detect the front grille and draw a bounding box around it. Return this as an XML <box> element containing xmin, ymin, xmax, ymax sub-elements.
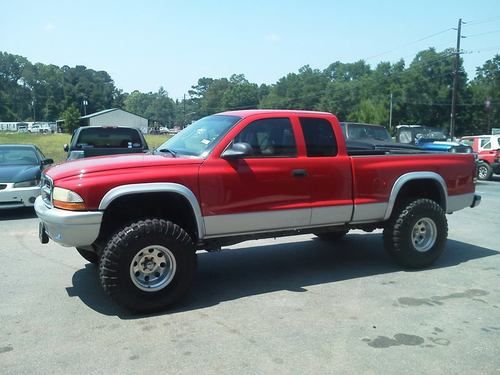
<box><xmin>0</xmin><ymin>184</ymin><xmax>6</xmax><ymax>190</ymax></box>
<box><xmin>40</xmin><ymin>174</ymin><xmax>53</xmax><ymax>206</ymax></box>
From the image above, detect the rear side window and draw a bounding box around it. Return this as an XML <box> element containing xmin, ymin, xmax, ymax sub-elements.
<box><xmin>480</xmin><ymin>138</ymin><xmax>491</xmax><ymax>149</ymax></box>
<box><xmin>299</xmin><ymin>118</ymin><xmax>338</xmax><ymax>157</ymax></box>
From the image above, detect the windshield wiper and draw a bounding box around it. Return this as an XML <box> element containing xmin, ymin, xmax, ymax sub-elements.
<box><xmin>156</xmin><ymin>148</ymin><xmax>177</xmax><ymax>157</ymax></box>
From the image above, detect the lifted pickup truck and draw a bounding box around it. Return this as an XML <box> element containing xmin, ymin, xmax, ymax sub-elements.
<box><xmin>36</xmin><ymin>110</ymin><xmax>480</xmax><ymax>312</ymax></box>
<box><xmin>64</xmin><ymin>126</ymin><xmax>149</xmax><ymax>160</ymax></box>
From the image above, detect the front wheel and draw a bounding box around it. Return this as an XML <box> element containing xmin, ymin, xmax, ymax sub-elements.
<box><xmin>477</xmin><ymin>161</ymin><xmax>492</xmax><ymax>181</ymax></box>
<box><xmin>99</xmin><ymin>219</ymin><xmax>196</xmax><ymax>313</ymax></box>
<box><xmin>383</xmin><ymin>199</ymin><xmax>447</xmax><ymax>268</ymax></box>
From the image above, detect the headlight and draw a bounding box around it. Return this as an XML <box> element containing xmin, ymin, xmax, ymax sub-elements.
<box><xmin>14</xmin><ymin>179</ymin><xmax>40</xmax><ymax>188</ymax></box>
<box><xmin>52</xmin><ymin>187</ymin><xmax>86</xmax><ymax>210</ymax></box>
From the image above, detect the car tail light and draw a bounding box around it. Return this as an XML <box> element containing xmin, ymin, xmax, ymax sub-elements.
<box><xmin>495</xmin><ymin>149</ymin><xmax>500</xmax><ymax>162</ymax></box>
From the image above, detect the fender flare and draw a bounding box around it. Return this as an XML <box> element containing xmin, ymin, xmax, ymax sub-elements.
<box><xmin>383</xmin><ymin>172</ymin><xmax>448</xmax><ymax>221</ymax></box>
<box><xmin>99</xmin><ymin>183</ymin><xmax>206</xmax><ymax>238</ymax></box>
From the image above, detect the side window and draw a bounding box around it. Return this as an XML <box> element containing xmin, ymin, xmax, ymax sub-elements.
<box><xmin>299</xmin><ymin>117</ymin><xmax>338</xmax><ymax>157</ymax></box>
<box><xmin>460</xmin><ymin>139</ymin><xmax>473</xmax><ymax>147</ymax></box>
<box><xmin>234</xmin><ymin>118</ymin><xmax>296</xmax><ymax>157</ymax></box>
<box><xmin>480</xmin><ymin>138</ymin><xmax>491</xmax><ymax>149</ymax></box>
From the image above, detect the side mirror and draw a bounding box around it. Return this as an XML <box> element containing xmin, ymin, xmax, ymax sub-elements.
<box><xmin>41</xmin><ymin>158</ymin><xmax>53</xmax><ymax>166</ymax></box>
<box><xmin>221</xmin><ymin>142</ymin><xmax>254</xmax><ymax>159</ymax></box>
<box><xmin>63</xmin><ymin>144</ymin><xmax>69</xmax><ymax>152</ymax></box>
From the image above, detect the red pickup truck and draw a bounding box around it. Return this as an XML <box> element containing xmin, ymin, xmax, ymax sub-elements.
<box><xmin>35</xmin><ymin>110</ymin><xmax>480</xmax><ymax>312</ymax></box>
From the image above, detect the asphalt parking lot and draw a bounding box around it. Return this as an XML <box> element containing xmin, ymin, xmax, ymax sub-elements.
<box><xmin>1</xmin><ymin>178</ymin><xmax>499</xmax><ymax>374</ymax></box>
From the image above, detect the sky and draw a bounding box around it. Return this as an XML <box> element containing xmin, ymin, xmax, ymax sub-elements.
<box><xmin>1</xmin><ymin>0</ymin><xmax>500</xmax><ymax>100</ymax></box>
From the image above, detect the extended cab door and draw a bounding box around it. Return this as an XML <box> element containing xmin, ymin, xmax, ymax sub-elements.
<box><xmin>296</xmin><ymin>116</ymin><xmax>353</xmax><ymax>225</ymax></box>
<box><xmin>199</xmin><ymin>116</ymin><xmax>311</xmax><ymax>237</ymax></box>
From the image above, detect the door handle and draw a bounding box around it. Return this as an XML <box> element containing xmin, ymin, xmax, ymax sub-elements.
<box><xmin>292</xmin><ymin>169</ymin><xmax>308</xmax><ymax>177</ymax></box>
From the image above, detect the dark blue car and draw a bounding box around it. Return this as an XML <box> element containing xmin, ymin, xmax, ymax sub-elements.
<box><xmin>0</xmin><ymin>144</ymin><xmax>53</xmax><ymax>209</ymax></box>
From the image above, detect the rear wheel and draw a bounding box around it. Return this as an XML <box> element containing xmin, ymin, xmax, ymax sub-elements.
<box><xmin>383</xmin><ymin>199</ymin><xmax>447</xmax><ymax>268</ymax></box>
<box><xmin>99</xmin><ymin>218</ymin><xmax>196</xmax><ymax>313</ymax></box>
<box><xmin>477</xmin><ymin>161</ymin><xmax>492</xmax><ymax>181</ymax></box>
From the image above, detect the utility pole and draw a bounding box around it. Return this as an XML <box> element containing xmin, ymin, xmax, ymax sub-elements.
<box><xmin>389</xmin><ymin>92</ymin><xmax>393</xmax><ymax>132</ymax></box>
<box><xmin>450</xmin><ymin>18</ymin><xmax>463</xmax><ymax>139</ymax></box>
<box><xmin>183</xmin><ymin>94</ymin><xmax>186</xmax><ymax>128</ymax></box>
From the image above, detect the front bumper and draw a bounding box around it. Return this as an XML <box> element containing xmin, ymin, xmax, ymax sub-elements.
<box><xmin>34</xmin><ymin>196</ymin><xmax>103</xmax><ymax>247</ymax></box>
<box><xmin>0</xmin><ymin>184</ymin><xmax>40</xmax><ymax>209</ymax></box>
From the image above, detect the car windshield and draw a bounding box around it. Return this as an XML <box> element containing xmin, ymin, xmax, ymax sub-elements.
<box><xmin>0</xmin><ymin>147</ymin><xmax>39</xmax><ymax>165</ymax></box>
<box><xmin>157</xmin><ymin>115</ymin><xmax>241</xmax><ymax>157</ymax></box>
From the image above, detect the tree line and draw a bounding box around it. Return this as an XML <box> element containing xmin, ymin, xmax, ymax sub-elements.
<box><xmin>0</xmin><ymin>49</ymin><xmax>498</xmax><ymax>135</ymax></box>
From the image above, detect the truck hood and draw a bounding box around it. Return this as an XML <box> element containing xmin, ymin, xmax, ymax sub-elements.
<box><xmin>45</xmin><ymin>153</ymin><xmax>203</xmax><ymax>180</ymax></box>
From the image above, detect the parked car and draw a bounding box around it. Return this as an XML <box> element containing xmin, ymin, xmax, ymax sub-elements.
<box><xmin>340</xmin><ymin>122</ymin><xmax>424</xmax><ymax>153</ymax></box>
<box><xmin>17</xmin><ymin>124</ymin><xmax>29</xmax><ymax>133</ymax></box>
<box><xmin>395</xmin><ymin>125</ymin><xmax>447</xmax><ymax>144</ymax></box>
<box><xmin>0</xmin><ymin>144</ymin><xmax>53</xmax><ymax>209</ymax></box>
<box><xmin>36</xmin><ymin>110</ymin><xmax>480</xmax><ymax>312</ymax></box>
<box><xmin>396</xmin><ymin>125</ymin><xmax>472</xmax><ymax>154</ymax></box>
<box><xmin>64</xmin><ymin>126</ymin><xmax>149</xmax><ymax>160</ymax></box>
<box><xmin>30</xmin><ymin>123</ymin><xmax>52</xmax><ymax>133</ymax></box>
<box><xmin>460</xmin><ymin>135</ymin><xmax>500</xmax><ymax>180</ymax></box>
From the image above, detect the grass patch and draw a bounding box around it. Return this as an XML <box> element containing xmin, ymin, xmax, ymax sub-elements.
<box><xmin>0</xmin><ymin>133</ymin><xmax>171</xmax><ymax>164</ymax></box>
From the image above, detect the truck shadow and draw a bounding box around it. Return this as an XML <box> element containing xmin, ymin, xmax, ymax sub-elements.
<box><xmin>0</xmin><ymin>207</ymin><xmax>37</xmax><ymax>220</ymax></box>
<box><xmin>67</xmin><ymin>234</ymin><xmax>499</xmax><ymax>318</ymax></box>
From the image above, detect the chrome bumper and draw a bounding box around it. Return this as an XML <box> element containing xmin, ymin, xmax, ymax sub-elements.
<box><xmin>34</xmin><ymin>196</ymin><xmax>103</xmax><ymax>247</ymax></box>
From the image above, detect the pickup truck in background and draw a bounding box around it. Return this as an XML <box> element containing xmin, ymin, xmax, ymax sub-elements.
<box><xmin>64</xmin><ymin>126</ymin><xmax>149</xmax><ymax>160</ymax></box>
<box><xmin>36</xmin><ymin>110</ymin><xmax>480</xmax><ymax>312</ymax></box>
<box><xmin>460</xmin><ymin>134</ymin><xmax>500</xmax><ymax>180</ymax></box>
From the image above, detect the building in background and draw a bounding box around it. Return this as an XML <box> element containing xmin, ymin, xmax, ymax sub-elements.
<box><xmin>79</xmin><ymin>108</ymin><xmax>148</xmax><ymax>134</ymax></box>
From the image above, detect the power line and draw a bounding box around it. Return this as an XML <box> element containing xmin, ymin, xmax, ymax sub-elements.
<box><xmin>365</xmin><ymin>28</ymin><xmax>454</xmax><ymax>61</ymax></box>
<box><xmin>466</xmin><ymin>29</ymin><xmax>500</xmax><ymax>38</ymax></box>
<box><xmin>464</xmin><ymin>16</ymin><xmax>500</xmax><ymax>26</ymax></box>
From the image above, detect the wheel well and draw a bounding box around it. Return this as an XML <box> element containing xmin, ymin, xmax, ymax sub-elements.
<box><xmin>392</xmin><ymin>179</ymin><xmax>445</xmax><ymax>213</ymax></box>
<box><xmin>97</xmin><ymin>192</ymin><xmax>199</xmax><ymax>244</ymax></box>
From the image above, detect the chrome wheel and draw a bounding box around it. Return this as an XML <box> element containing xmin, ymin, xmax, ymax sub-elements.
<box><xmin>411</xmin><ymin>217</ymin><xmax>437</xmax><ymax>252</ymax></box>
<box><xmin>129</xmin><ymin>245</ymin><xmax>177</xmax><ymax>292</ymax></box>
<box><xmin>478</xmin><ymin>165</ymin><xmax>488</xmax><ymax>180</ymax></box>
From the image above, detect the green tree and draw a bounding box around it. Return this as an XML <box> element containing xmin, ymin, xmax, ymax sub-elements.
<box><xmin>467</xmin><ymin>55</ymin><xmax>500</xmax><ymax>135</ymax></box>
<box><xmin>62</xmin><ymin>106</ymin><xmax>81</xmax><ymax>133</ymax></box>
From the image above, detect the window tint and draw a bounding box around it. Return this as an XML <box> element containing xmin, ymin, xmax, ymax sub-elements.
<box><xmin>77</xmin><ymin>128</ymin><xmax>143</xmax><ymax>148</ymax></box>
<box><xmin>300</xmin><ymin>118</ymin><xmax>338</xmax><ymax>157</ymax></box>
<box><xmin>234</xmin><ymin>118</ymin><xmax>296</xmax><ymax>157</ymax></box>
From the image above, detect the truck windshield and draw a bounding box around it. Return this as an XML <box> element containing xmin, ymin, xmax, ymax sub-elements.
<box><xmin>157</xmin><ymin>115</ymin><xmax>241</xmax><ymax>157</ymax></box>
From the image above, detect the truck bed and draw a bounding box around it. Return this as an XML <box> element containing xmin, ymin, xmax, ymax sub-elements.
<box><xmin>346</xmin><ymin>139</ymin><xmax>425</xmax><ymax>155</ymax></box>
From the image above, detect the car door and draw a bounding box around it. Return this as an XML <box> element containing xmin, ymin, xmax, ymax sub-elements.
<box><xmin>296</xmin><ymin>116</ymin><xmax>353</xmax><ymax>225</ymax></box>
<box><xmin>199</xmin><ymin>117</ymin><xmax>311</xmax><ymax>237</ymax></box>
